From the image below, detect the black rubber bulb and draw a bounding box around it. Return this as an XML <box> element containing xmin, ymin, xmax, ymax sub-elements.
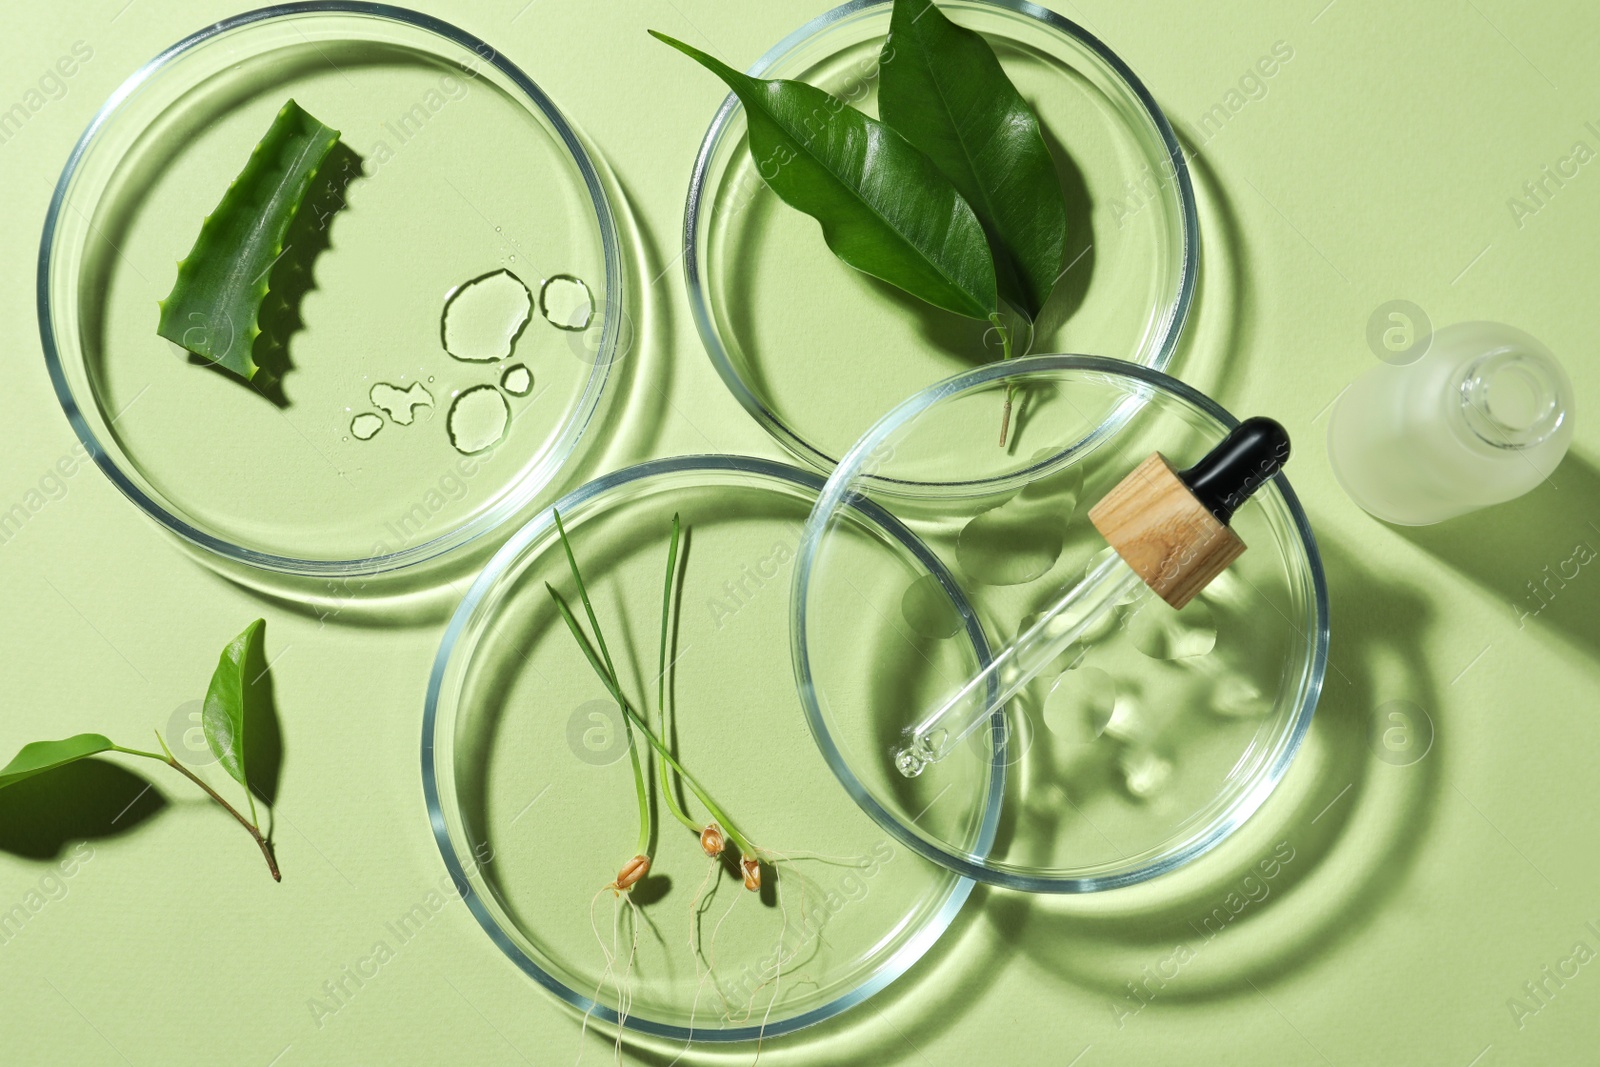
<box><xmin>1178</xmin><ymin>416</ymin><xmax>1291</xmax><ymax>525</ymax></box>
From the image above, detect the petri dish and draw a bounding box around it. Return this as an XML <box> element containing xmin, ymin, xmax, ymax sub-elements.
<box><xmin>39</xmin><ymin>3</ymin><xmax>623</xmax><ymax>576</ymax></box>
<box><xmin>794</xmin><ymin>356</ymin><xmax>1328</xmax><ymax>892</ymax></box>
<box><xmin>684</xmin><ymin>0</ymin><xmax>1198</xmax><ymax>481</ymax></box>
<box><xmin>423</xmin><ymin>455</ymin><xmax>996</xmax><ymax>1040</ymax></box>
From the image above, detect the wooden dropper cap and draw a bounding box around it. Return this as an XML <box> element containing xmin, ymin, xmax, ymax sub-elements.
<box><xmin>1088</xmin><ymin>418</ymin><xmax>1291</xmax><ymax>609</ymax></box>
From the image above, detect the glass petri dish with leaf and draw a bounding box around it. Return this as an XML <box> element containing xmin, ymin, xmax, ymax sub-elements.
<box><xmin>39</xmin><ymin>3</ymin><xmax>625</xmax><ymax>578</ymax></box>
<box><xmin>683</xmin><ymin>0</ymin><xmax>1198</xmax><ymax>480</ymax></box>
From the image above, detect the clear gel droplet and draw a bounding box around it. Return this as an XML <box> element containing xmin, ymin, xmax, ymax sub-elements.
<box><xmin>1043</xmin><ymin>666</ymin><xmax>1116</xmax><ymax>745</ymax></box>
<box><xmin>1121</xmin><ymin>748</ymin><xmax>1173</xmax><ymax>799</ymax></box>
<box><xmin>350</xmin><ymin>413</ymin><xmax>384</xmax><ymax>441</ymax></box>
<box><xmin>369</xmin><ymin>381</ymin><xmax>434</xmax><ymax>425</ymax></box>
<box><xmin>900</xmin><ymin>573</ymin><xmax>960</xmax><ymax>640</ymax></box>
<box><xmin>957</xmin><ymin>504</ymin><xmax>1065</xmax><ymax>586</ymax></box>
<box><xmin>501</xmin><ymin>364</ymin><xmax>533</xmax><ymax>397</ymax></box>
<box><xmin>446</xmin><ymin>385</ymin><xmax>510</xmax><ymax>454</ymax></box>
<box><xmin>1125</xmin><ymin>596</ymin><xmax>1217</xmax><ymax>660</ymax></box>
<box><xmin>539</xmin><ymin>274</ymin><xmax>594</xmax><ymax>331</ymax></box>
<box><xmin>441</xmin><ymin>269</ymin><xmax>532</xmax><ymax>362</ymax></box>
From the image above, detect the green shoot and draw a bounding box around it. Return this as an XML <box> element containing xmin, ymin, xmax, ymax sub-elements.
<box><xmin>545</xmin><ymin>585</ymin><xmax>758</xmax><ymax>859</ymax></box>
<box><xmin>551</xmin><ymin>508</ymin><xmax>653</xmax><ymax>862</ymax></box>
<box><xmin>656</xmin><ymin>514</ymin><xmax>699</xmax><ymax>836</ymax></box>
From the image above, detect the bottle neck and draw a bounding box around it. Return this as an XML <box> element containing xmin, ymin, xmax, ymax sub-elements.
<box><xmin>1456</xmin><ymin>347</ymin><xmax>1567</xmax><ymax>451</ymax></box>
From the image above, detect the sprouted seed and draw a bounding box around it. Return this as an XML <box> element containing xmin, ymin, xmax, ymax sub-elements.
<box><xmin>546</xmin><ymin>509</ymin><xmax>815</xmax><ymax>1055</ymax></box>
<box><xmin>612</xmin><ymin>854</ymin><xmax>651</xmax><ymax>893</ymax></box>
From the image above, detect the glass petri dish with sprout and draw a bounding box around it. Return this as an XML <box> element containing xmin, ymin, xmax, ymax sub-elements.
<box><xmin>684</xmin><ymin>0</ymin><xmax>1198</xmax><ymax>481</ymax></box>
<box><xmin>794</xmin><ymin>355</ymin><xmax>1329</xmax><ymax>892</ymax></box>
<box><xmin>39</xmin><ymin>3</ymin><xmax>624</xmax><ymax>578</ymax></box>
<box><xmin>424</xmin><ymin>455</ymin><xmax>998</xmax><ymax>1040</ymax></box>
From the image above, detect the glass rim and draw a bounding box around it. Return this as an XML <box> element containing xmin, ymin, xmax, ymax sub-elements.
<box><xmin>682</xmin><ymin>0</ymin><xmax>1201</xmax><ymax>485</ymax></box>
<box><xmin>422</xmin><ymin>453</ymin><xmax>1001</xmax><ymax>1040</ymax></box>
<box><xmin>793</xmin><ymin>354</ymin><xmax>1330</xmax><ymax>893</ymax></box>
<box><xmin>37</xmin><ymin>0</ymin><xmax>625</xmax><ymax>578</ymax></box>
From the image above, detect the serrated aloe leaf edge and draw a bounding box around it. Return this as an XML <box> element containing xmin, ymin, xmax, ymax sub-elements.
<box><xmin>157</xmin><ymin>99</ymin><xmax>340</xmax><ymax>384</ymax></box>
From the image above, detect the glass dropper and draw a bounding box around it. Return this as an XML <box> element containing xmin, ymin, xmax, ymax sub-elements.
<box><xmin>895</xmin><ymin>417</ymin><xmax>1292</xmax><ymax>778</ymax></box>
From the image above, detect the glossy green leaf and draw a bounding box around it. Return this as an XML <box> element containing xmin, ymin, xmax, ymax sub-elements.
<box><xmin>158</xmin><ymin>100</ymin><xmax>341</xmax><ymax>384</ymax></box>
<box><xmin>879</xmin><ymin>0</ymin><xmax>1067</xmax><ymax>319</ymax></box>
<box><xmin>202</xmin><ymin>618</ymin><xmax>266</xmax><ymax>792</ymax></box>
<box><xmin>652</xmin><ymin>31</ymin><xmax>996</xmax><ymax>320</ymax></box>
<box><xmin>0</xmin><ymin>735</ymin><xmax>117</xmax><ymax>790</ymax></box>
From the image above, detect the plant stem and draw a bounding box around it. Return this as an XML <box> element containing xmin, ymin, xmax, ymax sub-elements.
<box><xmin>552</xmin><ymin>509</ymin><xmax>653</xmax><ymax>858</ymax></box>
<box><xmin>113</xmin><ymin>743</ymin><xmax>280</xmax><ymax>882</ymax></box>
<box><xmin>990</xmin><ymin>312</ymin><xmax>1016</xmax><ymax>447</ymax></box>
<box><xmin>546</xmin><ymin>586</ymin><xmax>759</xmax><ymax>858</ymax></box>
<box><xmin>656</xmin><ymin>515</ymin><xmax>700</xmax><ymax>836</ymax></box>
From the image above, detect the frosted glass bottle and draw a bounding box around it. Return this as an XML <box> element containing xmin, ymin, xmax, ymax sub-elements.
<box><xmin>1328</xmin><ymin>322</ymin><xmax>1573</xmax><ymax>525</ymax></box>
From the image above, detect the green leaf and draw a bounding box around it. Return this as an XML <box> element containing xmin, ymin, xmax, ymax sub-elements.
<box><xmin>0</xmin><ymin>735</ymin><xmax>117</xmax><ymax>790</ymax></box>
<box><xmin>652</xmin><ymin>31</ymin><xmax>996</xmax><ymax>320</ymax></box>
<box><xmin>158</xmin><ymin>100</ymin><xmax>341</xmax><ymax>384</ymax></box>
<box><xmin>879</xmin><ymin>0</ymin><xmax>1067</xmax><ymax>319</ymax></box>
<box><xmin>202</xmin><ymin>619</ymin><xmax>266</xmax><ymax>793</ymax></box>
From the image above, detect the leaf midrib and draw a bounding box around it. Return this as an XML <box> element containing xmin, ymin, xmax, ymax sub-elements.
<box><xmin>755</xmin><ymin>82</ymin><xmax>986</xmax><ymax>312</ymax></box>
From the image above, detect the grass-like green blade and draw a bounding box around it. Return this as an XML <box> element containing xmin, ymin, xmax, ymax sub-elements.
<box><xmin>545</xmin><ymin>583</ymin><xmax>758</xmax><ymax>858</ymax></box>
<box><xmin>655</xmin><ymin>514</ymin><xmax>698</xmax><ymax>834</ymax></box>
<box><xmin>652</xmin><ymin>31</ymin><xmax>997</xmax><ymax>320</ymax></box>
<box><xmin>879</xmin><ymin>0</ymin><xmax>1067</xmax><ymax>319</ymax></box>
<box><xmin>202</xmin><ymin>619</ymin><xmax>265</xmax><ymax>807</ymax></box>
<box><xmin>0</xmin><ymin>735</ymin><xmax>116</xmax><ymax>790</ymax></box>
<box><xmin>158</xmin><ymin>100</ymin><xmax>340</xmax><ymax>384</ymax></box>
<box><xmin>550</xmin><ymin>509</ymin><xmax>653</xmax><ymax>856</ymax></box>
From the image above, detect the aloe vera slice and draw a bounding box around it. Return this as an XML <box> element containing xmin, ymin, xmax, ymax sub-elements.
<box><xmin>157</xmin><ymin>99</ymin><xmax>341</xmax><ymax>384</ymax></box>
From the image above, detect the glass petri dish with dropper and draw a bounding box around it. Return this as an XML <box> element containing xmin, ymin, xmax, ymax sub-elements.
<box><xmin>424</xmin><ymin>456</ymin><xmax>997</xmax><ymax>1040</ymax></box>
<box><xmin>684</xmin><ymin>0</ymin><xmax>1198</xmax><ymax>482</ymax></box>
<box><xmin>39</xmin><ymin>3</ymin><xmax>624</xmax><ymax>577</ymax></box>
<box><xmin>793</xmin><ymin>356</ymin><xmax>1329</xmax><ymax>892</ymax></box>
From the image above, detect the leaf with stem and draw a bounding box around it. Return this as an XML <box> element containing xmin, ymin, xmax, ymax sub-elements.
<box><xmin>0</xmin><ymin>732</ymin><xmax>279</xmax><ymax>881</ymax></box>
<box><xmin>551</xmin><ymin>509</ymin><xmax>653</xmax><ymax>860</ymax></box>
<box><xmin>652</xmin><ymin>31</ymin><xmax>997</xmax><ymax>321</ymax></box>
<box><xmin>879</xmin><ymin>0</ymin><xmax>1067</xmax><ymax>322</ymax></box>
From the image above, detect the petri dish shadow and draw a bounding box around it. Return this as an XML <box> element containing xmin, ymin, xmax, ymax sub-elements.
<box><xmin>977</xmin><ymin>536</ymin><xmax>1442</xmax><ymax>1002</ymax></box>
<box><xmin>1165</xmin><ymin>130</ymin><xmax>1250</xmax><ymax>397</ymax></box>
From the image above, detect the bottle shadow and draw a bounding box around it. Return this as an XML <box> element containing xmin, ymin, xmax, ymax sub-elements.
<box><xmin>970</xmin><ymin>535</ymin><xmax>1443</xmax><ymax>1004</ymax></box>
<box><xmin>1394</xmin><ymin>450</ymin><xmax>1600</xmax><ymax>661</ymax></box>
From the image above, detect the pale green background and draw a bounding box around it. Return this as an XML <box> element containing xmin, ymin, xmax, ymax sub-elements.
<box><xmin>4</xmin><ymin>1</ymin><xmax>1599</xmax><ymax>1064</ymax></box>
